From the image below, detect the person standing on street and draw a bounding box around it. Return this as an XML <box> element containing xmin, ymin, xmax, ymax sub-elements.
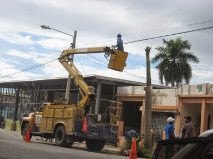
<box><xmin>181</xmin><ymin>116</ymin><xmax>195</xmax><ymax>138</ymax></box>
<box><xmin>165</xmin><ymin>117</ymin><xmax>175</xmax><ymax>140</ymax></box>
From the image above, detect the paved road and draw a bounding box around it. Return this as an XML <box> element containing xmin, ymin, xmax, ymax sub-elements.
<box><xmin>0</xmin><ymin>129</ymin><xmax>127</xmax><ymax>159</ymax></box>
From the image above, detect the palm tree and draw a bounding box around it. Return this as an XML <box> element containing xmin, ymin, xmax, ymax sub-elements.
<box><xmin>152</xmin><ymin>37</ymin><xmax>199</xmax><ymax>87</ymax></box>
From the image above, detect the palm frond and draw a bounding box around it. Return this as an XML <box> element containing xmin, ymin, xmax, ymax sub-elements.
<box><xmin>153</xmin><ymin>37</ymin><xmax>199</xmax><ymax>86</ymax></box>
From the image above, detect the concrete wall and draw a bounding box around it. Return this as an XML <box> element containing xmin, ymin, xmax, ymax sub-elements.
<box><xmin>152</xmin><ymin>89</ymin><xmax>177</xmax><ymax>105</ymax></box>
<box><xmin>178</xmin><ymin>83</ymin><xmax>213</xmax><ymax>95</ymax></box>
<box><xmin>117</xmin><ymin>86</ymin><xmax>177</xmax><ymax>105</ymax></box>
<box><xmin>117</xmin><ymin>86</ymin><xmax>145</xmax><ymax>95</ymax></box>
<box><xmin>118</xmin><ymin>83</ymin><xmax>213</xmax><ymax>98</ymax></box>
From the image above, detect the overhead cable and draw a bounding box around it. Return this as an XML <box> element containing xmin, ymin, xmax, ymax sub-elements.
<box><xmin>124</xmin><ymin>26</ymin><xmax>213</xmax><ymax>44</ymax></box>
<box><xmin>0</xmin><ymin>58</ymin><xmax>57</xmax><ymax>79</ymax></box>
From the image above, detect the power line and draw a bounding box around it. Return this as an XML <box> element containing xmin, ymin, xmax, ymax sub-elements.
<box><xmin>81</xmin><ymin>54</ymin><xmax>161</xmax><ymax>83</ymax></box>
<box><xmin>0</xmin><ymin>58</ymin><xmax>57</xmax><ymax>79</ymax></box>
<box><xmin>75</xmin><ymin>56</ymin><xmax>86</xmax><ymax>75</ymax></box>
<box><xmin>88</xmin><ymin>55</ymin><xmax>108</xmax><ymax>65</ymax></box>
<box><xmin>75</xmin><ymin>21</ymin><xmax>213</xmax><ymax>47</ymax></box>
<box><xmin>186</xmin><ymin>20</ymin><xmax>213</xmax><ymax>27</ymax></box>
<box><xmin>2</xmin><ymin>25</ymin><xmax>213</xmax><ymax>80</ymax></box>
<box><xmin>124</xmin><ymin>26</ymin><xmax>213</xmax><ymax>44</ymax></box>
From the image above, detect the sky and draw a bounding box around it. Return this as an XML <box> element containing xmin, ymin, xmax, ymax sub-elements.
<box><xmin>0</xmin><ymin>0</ymin><xmax>213</xmax><ymax>86</ymax></box>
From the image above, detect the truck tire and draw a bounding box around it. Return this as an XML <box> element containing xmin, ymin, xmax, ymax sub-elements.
<box><xmin>86</xmin><ymin>139</ymin><xmax>105</xmax><ymax>151</ymax></box>
<box><xmin>55</xmin><ymin>125</ymin><xmax>67</xmax><ymax>147</ymax></box>
<box><xmin>66</xmin><ymin>136</ymin><xmax>74</xmax><ymax>148</ymax></box>
<box><xmin>22</xmin><ymin>122</ymin><xmax>32</xmax><ymax>140</ymax></box>
<box><xmin>66</xmin><ymin>141</ymin><xmax>74</xmax><ymax>148</ymax></box>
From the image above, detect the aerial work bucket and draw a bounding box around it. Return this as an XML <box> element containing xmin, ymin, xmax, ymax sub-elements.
<box><xmin>108</xmin><ymin>50</ymin><xmax>128</xmax><ymax>72</ymax></box>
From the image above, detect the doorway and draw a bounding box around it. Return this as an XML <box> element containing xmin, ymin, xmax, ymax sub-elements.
<box><xmin>122</xmin><ymin>101</ymin><xmax>142</xmax><ymax>135</ymax></box>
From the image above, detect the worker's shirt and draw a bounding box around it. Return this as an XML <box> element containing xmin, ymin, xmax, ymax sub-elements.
<box><xmin>182</xmin><ymin>122</ymin><xmax>195</xmax><ymax>138</ymax></box>
<box><xmin>116</xmin><ymin>37</ymin><xmax>124</xmax><ymax>51</ymax></box>
<box><xmin>165</xmin><ymin>123</ymin><xmax>174</xmax><ymax>139</ymax></box>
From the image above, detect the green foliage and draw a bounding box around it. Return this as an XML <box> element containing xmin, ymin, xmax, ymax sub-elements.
<box><xmin>5</xmin><ymin>119</ymin><xmax>21</xmax><ymax>131</ymax></box>
<box><xmin>142</xmin><ymin>149</ymin><xmax>153</xmax><ymax>158</ymax></box>
<box><xmin>152</xmin><ymin>37</ymin><xmax>199</xmax><ymax>87</ymax></box>
<box><xmin>120</xmin><ymin>136</ymin><xmax>144</xmax><ymax>157</ymax></box>
<box><xmin>127</xmin><ymin>137</ymin><xmax>144</xmax><ymax>154</ymax></box>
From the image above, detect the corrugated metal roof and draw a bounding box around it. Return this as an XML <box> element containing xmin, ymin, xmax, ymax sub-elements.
<box><xmin>0</xmin><ymin>74</ymin><xmax>169</xmax><ymax>89</ymax></box>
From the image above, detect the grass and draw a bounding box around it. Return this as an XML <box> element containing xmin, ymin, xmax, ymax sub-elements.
<box><xmin>142</xmin><ymin>149</ymin><xmax>153</xmax><ymax>158</ymax></box>
<box><xmin>5</xmin><ymin>119</ymin><xmax>21</xmax><ymax>132</ymax></box>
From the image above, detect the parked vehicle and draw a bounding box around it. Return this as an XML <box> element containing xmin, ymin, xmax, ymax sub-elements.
<box><xmin>21</xmin><ymin>46</ymin><xmax>128</xmax><ymax>151</ymax></box>
<box><xmin>152</xmin><ymin>129</ymin><xmax>213</xmax><ymax>159</ymax></box>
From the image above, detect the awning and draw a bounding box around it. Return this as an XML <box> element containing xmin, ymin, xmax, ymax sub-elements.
<box><xmin>152</xmin><ymin>104</ymin><xmax>178</xmax><ymax>113</ymax></box>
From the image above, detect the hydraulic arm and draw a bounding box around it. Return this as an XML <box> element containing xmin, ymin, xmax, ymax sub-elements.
<box><xmin>21</xmin><ymin>46</ymin><xmax>128</xmax><ymax>150</ymax></box>
<box><xmin>58</xmin><ymin>46</ymin><xmax>128</xmax><ymax>109</ymax></box>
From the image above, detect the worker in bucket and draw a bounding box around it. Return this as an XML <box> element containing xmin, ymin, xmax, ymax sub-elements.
<box><xmin>115</xmin><ymin>33</ymin><xmax>124</xmax><ymax>51</ymax></box>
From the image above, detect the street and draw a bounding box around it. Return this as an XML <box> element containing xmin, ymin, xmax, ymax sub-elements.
<box><xmin>0</xmin><ymin>129</ymin><xmax>126</xmax><ymax>159</ymax></box>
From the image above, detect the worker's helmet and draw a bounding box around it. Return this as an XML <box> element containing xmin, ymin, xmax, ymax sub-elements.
<box><xmin>117</xmin><ymin>33</ymin><xmax>122</xmax><ymax>38</ymax></box>
<box><xmin>167</xmin><ymin>117</ymin><xmax>174</xmax><ymax>123</ymax></box>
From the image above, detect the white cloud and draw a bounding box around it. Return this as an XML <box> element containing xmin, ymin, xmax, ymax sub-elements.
<box><xmin>0</xmin><ymin>32</ymin><xmax>34</xmax><ymax>45</ymax></box>
<box><xmin>36</xmin><ymin>38</ymin><xmax>70</xmax><ymax>50</ymax></box>
<box><xmin>0</xmin><ymin>0</ymin><xmax>213</xmax><ymax>85</ymax></box>
<box><xmin>5</xmin><ymin>49</ymin><xmax>59</xmax><ymax>63</ymax></box>
<box><xmin>0</xmin><ymin>61</ymin><xmax>21</xmax><ymax>82</ymax></box>
<box><xmin>41</xmin><ymin>60</ymin><xmax>67</xmax><ymax>78</ymax></box>
<box><xmin>6</xmin><ymin>50</ymin><xmax>35</xmax><ymax>59</ymax></box>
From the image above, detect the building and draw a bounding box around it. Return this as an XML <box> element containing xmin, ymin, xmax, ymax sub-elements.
<box><xmin>2</xmin><ymin>75</ymin><xmax>211</xmax><ymax>141</ymax></box>
<box><xmin>117</xmin><ymin>83</ymin><xmax>213</xmax><ymax>140</ymax></box>
<box><xmin>0</xmin><ymin>75</ymin><xmax>143</xmax><ymax>120</ymax></box>
<box><xmin>117</xmin><ymin>86</ymin><xmax>177</xmax><ymax>140</ymax></box>
<box><xmin>176</xmin><ymin>83</ymin><xmax>213</xmax><ymax>136</ymax></box>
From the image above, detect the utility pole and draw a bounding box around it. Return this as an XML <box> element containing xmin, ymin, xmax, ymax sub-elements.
<box><xmin>40</xmin><ymin>25</ymin><xmax>77</xmax><ymax>104</ymax></box>
<box><xmin>65</xmin><ymin>30</ymin><xmax>77</xmax><ymax>104</ymax></box>
<box><xmin>144</xmin><ymin>46</ymin><xmax>152</xmax><ymax>149</ymax></box>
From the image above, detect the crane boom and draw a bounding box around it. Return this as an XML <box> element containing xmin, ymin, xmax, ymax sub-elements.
<box><xmin>21</xmin><ymin>46</ymin><xmax>128</xmax><ymax>150</ymax></box>
<box><xmin>58</xmin><ymin>46</ymin><xmax>128</xmax><ymax>109</ymax></box>
<box><xmin>61</xmin><ymin>47</ymin><xmax>110</xmax><ymax>56</ymax></box>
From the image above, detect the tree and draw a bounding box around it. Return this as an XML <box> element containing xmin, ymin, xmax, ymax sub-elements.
<box><xmin>152</xmin><ymin>37</ymin><xmax>199</xmax><ymax>87</ymax></box>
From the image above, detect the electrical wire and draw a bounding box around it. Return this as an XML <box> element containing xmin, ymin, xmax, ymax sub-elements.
<box><xmin>76</xmin><ymin>21</ymin><xmax>213</xmax><ymax>47</ymax></box>
<box><xmin>186</xmin><ymin>20</ymin><xmax>213</xmax><ymax>27</ymax></box>
<box><xmin>124</xmin><ymin>26</ymin><xmax>213</xmax><ymax>44</ymax></box>
<box><xmin>0</xmin><ymin>58</ymin><xmax>57</xmax><ymax>79</ymax></box>
<box><xmin>1</xmin><ymin>25</ymin><xmax>213</xmax><ymax>80</ymax></box>
<box><xmin>88</xmin><ymin>55</ymin><xmax>108</xmax><ymax>65</ymax></box>
<box><xmin>80</xmin><ymin>55</ymin><xmax>106</xmax><ymax>68</ymax></box>
<box><xmin>75</xmin><ymin>56</ymin><xmax>86</xmax><ymax>75</ymax></box>
<box><xmin>80</xmin><ymin>54</ymin><xmax>162</xmax><ymax>84</ymax></box>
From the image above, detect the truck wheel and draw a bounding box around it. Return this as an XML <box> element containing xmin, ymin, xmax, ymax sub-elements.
<box><xmin>22</xmin><ymin>123</ymin><xmax>32</xmax><ymax>140</ymax></box>
<box><xmin>55</xmin><ymin>125</ymin><xmax>67</xmax><ymax>147</ymax></box>
<box><xmin>86</xmin><ymin>139</ymin><xmax>105</xmax><ymax>151</ymax></box>
<box><xmin>65</xmin><ymin>136</ymin><xmax>74</xmax><ymax>148</ymax></box>
<box><xmin>66</xmin><ymin>141</ymin><xmax>74</xmax><ymax>148</ymax></box>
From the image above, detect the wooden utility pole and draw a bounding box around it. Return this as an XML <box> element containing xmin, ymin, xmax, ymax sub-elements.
<box><xmin>65</xmin><ymin>30</ymin><xmax>77</xmax><ymax>104</ymax></box>
<box><xmin>40</xmin><ymin>25</ymin><xmax>77</xmax><ymax>104</ymax></box>
<box><xmin>144</xmin><ymin>46</ymin><xmax>152</xmax><ymax>149</ymax></box>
